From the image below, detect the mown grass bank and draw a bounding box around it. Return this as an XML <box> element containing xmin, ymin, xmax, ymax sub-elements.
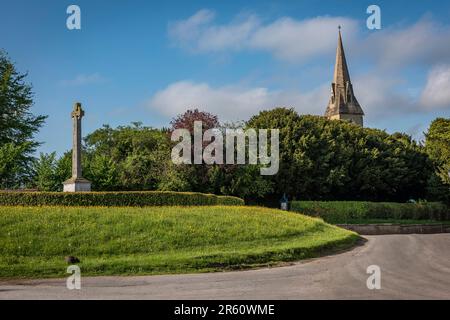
<box><xmin>0</xmin><ymin>206</ymin><xmax>358</xmax><ymax>279</ymax></box>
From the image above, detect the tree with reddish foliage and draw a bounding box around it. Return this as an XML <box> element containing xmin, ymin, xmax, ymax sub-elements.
<box><xmin>169</xmin><ymin>109</ymin><xmax>219</xmax><ymax>133</ymax></box>
<box><xmin>168</xmin><ymin>109</ymin><xmax>220</xmax><ymax>193</ymax></box>
<box><xmin>166</xmin><ymin>109</ymin><xmax>272</xmax><ymax>200</ymax></box>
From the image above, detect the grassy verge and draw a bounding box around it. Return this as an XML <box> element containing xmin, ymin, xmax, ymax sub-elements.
<box><xmin>0</xmin><ymin>206</ymin><xmax>359</xmax><ymax>279</ymax></box>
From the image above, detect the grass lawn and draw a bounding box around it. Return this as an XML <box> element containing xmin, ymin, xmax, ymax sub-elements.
<box><xmin>0</xmin><ymin>206</ymin><xmax>359</xmax><ymax>279</ymax></box>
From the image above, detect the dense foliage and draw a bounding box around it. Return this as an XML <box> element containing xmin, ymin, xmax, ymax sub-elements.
<box><xmin>0</xmin><ymin>51</ymin><xmax>46</xmax><ymax>188</ymax></box>
<box><xmin>166</xmin><ymin>109</ymin><xmax>271</xmax><ymax>198</ymax></box>
<box><xmin>0</xmin><ymin>191</ymin><xmax>243</xmax><ymax>207</ymax></box>
<box><xmin>425</xmin><ymin>118</ymin><xmax>450</xmax><ymax>203</ymax></box>
<box><xmin>248</xmin><ymin>108</ymin><xmax>434</xmax><ymax>202</ymax></box>
<box><xmin>291</xmin><ymin>201</ymin><xmax>449</xmax><ymax>223</ymax></box>
<box><xmin>83</xmin><ymin>123</ymin><xmax>169</xmax><ymax>191</ymax></box>
<box><xmin>30</xmin><ymin>112</ymin><xmax>271</xmax><ymax>200</ymax></box>
<box><xmin>425</xmin><ymin>118</ymin><xmax>450</xmax><ymax>180</ymax></box>
<box><xmin>28</xmin><ymin>107</ymin><xmax>448</xmax><ymax>203</ymax></box>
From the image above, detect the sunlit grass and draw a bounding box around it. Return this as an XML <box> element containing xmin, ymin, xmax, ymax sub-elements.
<box><xmin>0</xmin><ymin>206</ymin><xmax>359</xmax><ymax>278</ymax></box>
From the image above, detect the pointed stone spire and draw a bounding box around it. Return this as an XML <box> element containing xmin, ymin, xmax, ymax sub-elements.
<box><xmin>333</xmin><ymin>28</ymin><xmax>351</xmax><ymax>87</ymax></box>
<box><xmin>325</xmin><ymin>27</ymin><xmax>364</xmax><ymax>126</ymax></box>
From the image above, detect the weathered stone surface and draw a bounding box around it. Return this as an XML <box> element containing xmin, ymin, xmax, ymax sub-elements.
<box><xmin>325</xmin><ymin>29</ymin><xmax>364</xmax><ymax>126</ymax></box>
<box><xmin>63</xmin><ymin>178</ymin><xmax>92</xmax><ymax>192</ymax></box>
<box><xmin>63</xmin><ymin>102</ymin><xmax>91</xmax><ymax>192</ymax></box>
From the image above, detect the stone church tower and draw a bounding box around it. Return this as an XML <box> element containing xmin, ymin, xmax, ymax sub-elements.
<box><xmin>325</xmin><ymin>28</ymin><xmax>364</xmax><ymax>126</ymax></box>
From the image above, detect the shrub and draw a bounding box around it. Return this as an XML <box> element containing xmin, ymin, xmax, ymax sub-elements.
<box><xmin>290</xmin><ymin>201</ymin><xmax>449</xmax><ymax>223</ymax></box>
<box><xmin>0</xmin><ymin>191</ymin><xmax>244</xmax><ymax>207</ymax></box>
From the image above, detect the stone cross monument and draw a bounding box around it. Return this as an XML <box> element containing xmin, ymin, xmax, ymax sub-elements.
<box><xmin>63</xmin><ymin>102</ymin><xmax>92</xmax><ymax>192</ymax></box>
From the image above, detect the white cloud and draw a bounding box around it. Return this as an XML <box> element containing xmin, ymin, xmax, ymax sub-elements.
<box><xmin>353</xmin><ymin>67</ymin><xmax>450</xmax><ymax>118</ymax></box>
<box><xmin>147</xmin><ymin>73</ymin><xmax>448</xmax><ymax>126</ymax></box>
<box><xmin>169</xmin><ymin>9</ymin><xmax>260</xmax><ymax>52</ymax></box>
<box><xmin>60</xmin><ymin>73</ymin><xmax>106</xmax><ymax>86</ymax></box>
<box><xmin>198</xmin><ymin>15</ymin><xmax>260</xmax><ymax>52</ymax></box>
<box><xmin>148</xmin><ymin>81</ymin><xmax>328</xmax><ymax>121</ymax></box>
<box><xmin>170</xmin><ymin>10</ymin><xmax>450</xmax><ymax>69</ymax></box>
<box><xmin>353</xmin><ymin>72</ymin><xmax>418</xmax><ymax>118</ymax></box>
<box><xmin>420</xmin><ymin>65</ymin><xmax>450</xmax><ymax>109</ymax></box>
<box><xmin>363</xmin><ymin>18</ymin><xmax>450</xmax><ymax>68</ymax></box>
<box><xmin>168</xmin><ymin>10</ymin><xmax>357</xmax><ymax>62</ymax></box>
<box><xmin>147</xmin><ymin>73</ymin><xmax>436</xmax><ymax>123</ymax></box>
<box><xmin>168</xmin><ymin>9</ymin><xmax>215</xmax><ymax>47</ymax></box>
<box><xmin>250</xmin><ymin>16</ymin><xmax>358</xmax><ymax>62</ymax></box>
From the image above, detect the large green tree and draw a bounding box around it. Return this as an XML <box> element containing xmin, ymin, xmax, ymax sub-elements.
<box><xmin>248</xmin><ymin>108</ymin><xmax>433</xmax><ymax>202</ymax></box>
<box><xmin>425</xmin><ymin>118</ymin><xmax>450</xmax><ymax>184</ymax></box>
<box><xmin>0</xmin><ymin>51</ymin><xmax>46</xmax><ymax>188</ymax></box>
<box><xmin>83</xmin><ymin>123</ymin><xmax>170</xmax><ymax>190</ymax></box>
<box><xmin>425</xmin><ymin>118</ymin><xmax>450</xmax><ymax>202</ymax></box>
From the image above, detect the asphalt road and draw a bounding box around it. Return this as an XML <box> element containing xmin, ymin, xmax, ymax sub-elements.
<box><xmin>1</xmin><ymin>234</ymin><xmax>449</xmax><ymax>299</ymax></box>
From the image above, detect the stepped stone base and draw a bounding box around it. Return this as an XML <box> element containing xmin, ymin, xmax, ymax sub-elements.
<box><xmin>63</xmin><ymin>177</ymin><xmax>91</xmax><ymax>192</ymax></box>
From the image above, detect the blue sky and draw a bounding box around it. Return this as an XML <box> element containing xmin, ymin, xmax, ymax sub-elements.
<box><xmin>1</xmin><ymin>0</ymin><xmax>450</xmax><ymax>155</ymax></box>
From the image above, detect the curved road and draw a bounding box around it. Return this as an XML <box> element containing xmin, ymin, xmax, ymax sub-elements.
<box><xmin>1</xmin><ymin>234</ymin><xmax>449</xmax><ymax>299</ymax></box>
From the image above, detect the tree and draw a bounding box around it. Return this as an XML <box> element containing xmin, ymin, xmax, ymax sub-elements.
<box><xmin>247</xmin><ymin>107</ymin><xmax>433</xmax><ymax>202</ymax></box>
<box><xmin>167</xmin><ymin>109</ymin><xmax>274</xmax><ymax>199</ymax></box>
<box><xmin>170</xmin><ymin>109</ymin><xmax>219</xmax><ymax>134</ymax></box>
<box><xmin>0</xmin><ymin>143</ymin><xmax>31</xmax><ymax>188</ymax></box>
<box><xmin>0</xmin><ymin>51</ymin><xmax>46</xmax><ymax>188</ymax></box>
<box><xmin>211</xmin><ymin>165</ymin><xmax>274</xmax><ymax>199</ymax></box>
<box><xmin>30</xmin><ymin>151</ymin><xmax>74</xmax><ymax>191</ymax></box>
<box><xmin>32</xmin><ymin>152</ymin><xmax>59</xmax><ymax>191</ymax></box>
<box><xmin>84</xmin><ymin>154</ymin><xmax>118</xmax><ymax>191</ymax></box>
<box><xmin>425</xmin><ymin>118</ymin><xmax>450</xmax><ymax>184</ymax></box>
<box><xmin>84</xmin><ymin>123</ymin><xmax>170</xmax><ymax>190</ymax></box>
<box><xmin>168</xmin><ymin>109</ymin><xmax>219</xmax><ymax>193</ymax></box>
<box><xmin>425</xmin><ymin>118</ymin><xmax>450</xmax><ymax>202</ymax></box>
<box><xmin>157</xmin><ymin>161</ymin><xmax>193</xmax><ymax>192</ymax></box>
<box><xmin>247</xmin><ymin>108</ymin><xmax>302</xmax><ymax>200</ymax></box>
<box><xmin>55</xmin><ymin>151</ymin><xmax>72</xmax><ymax>186</ymax></box>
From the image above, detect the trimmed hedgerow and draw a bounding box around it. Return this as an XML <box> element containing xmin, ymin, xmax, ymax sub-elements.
<box><xmin>0</xmin><ymin>191</ymin><xmax>244</xmax><ymax>207</ymax></box>
<box><xmin>290</xmin><ymin>201</ymin><xmax>449</xmax><ymax>223</ymax></box>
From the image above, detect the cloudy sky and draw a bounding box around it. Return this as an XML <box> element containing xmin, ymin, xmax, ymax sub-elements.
<box><xmin>1</xmin><ymin>0</ymin><xmax>449</xmax><ymax>155</ymax></box>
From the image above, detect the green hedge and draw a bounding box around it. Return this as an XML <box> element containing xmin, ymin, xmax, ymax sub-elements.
<box><xmin>0</xmin><ymin>191</ymin><xmax>244</xmax><ymax>207</ymax></box>
<box><xmin>290</xmin><ymin>201</ymin><xmax>449</xmax><ymax>223</ymax></box>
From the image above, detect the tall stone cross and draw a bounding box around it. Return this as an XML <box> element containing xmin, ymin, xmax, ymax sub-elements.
<box><xmin>63</xmin><ymin>102</ymin><xmax>91</xmax><ymax>192</ymax></box>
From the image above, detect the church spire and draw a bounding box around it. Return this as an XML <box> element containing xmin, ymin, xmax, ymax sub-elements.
<box><xmin>333</xmin><ymin>28</ymin><xmax>351</xmax><ymax>87</ymax></box>
<box><xmin>324</xmin><ymin>27</ymin><xmax>364</xmax><ymax>126</ymax></box>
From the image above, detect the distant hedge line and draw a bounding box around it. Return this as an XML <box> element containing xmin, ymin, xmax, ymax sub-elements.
<box><xmin>290</xmin><ymin>201</ymin><xmax>449</xmax><ymax>223</ymax></box>
<box><xmin>0</xmin><ymin>191</ymin><xmax>244</xmax><ymax>207</ymax></box>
